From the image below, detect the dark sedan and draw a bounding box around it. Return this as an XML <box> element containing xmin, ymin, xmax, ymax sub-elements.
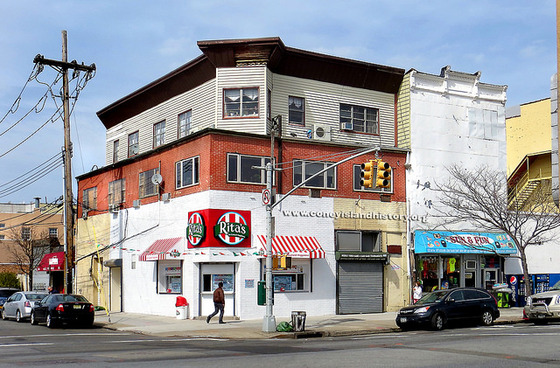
<box><xmin>396</xmin><ymin>287</ymin><xmax>500</xmax><ymax>331</ymax></box>
<box><xmin>30</xmin><ymin>294</ymin><xmax>95</xmax><ymax>328</ymax></box>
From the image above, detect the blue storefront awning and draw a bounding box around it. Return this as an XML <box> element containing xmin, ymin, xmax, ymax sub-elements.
<box><xmin>414</xmin><ymin>230</ymin><xmax>517</xmax><ymax>255</ymax></box>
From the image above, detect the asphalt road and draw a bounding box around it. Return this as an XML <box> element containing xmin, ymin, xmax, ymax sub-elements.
<box><xmin>0</xmin><ymin>318</ymin><xmax>559</xmax><ymax>367</ymax></box>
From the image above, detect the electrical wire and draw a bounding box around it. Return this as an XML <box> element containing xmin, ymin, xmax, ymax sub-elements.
<box><xmin>0</xmin><ymin>156</ymin><xmax>63</xmax><ymax>198</ymax></box>
<box><xmin>0</xmin><ymin>152</ymin><xmax>61</xmax><ymax>188</ymax></box>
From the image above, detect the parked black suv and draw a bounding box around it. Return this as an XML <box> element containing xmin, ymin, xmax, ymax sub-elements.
<box><xmin>396</xmin><ymin>287</ymin><xmax>500</xmax><ymax>331</ymax></box>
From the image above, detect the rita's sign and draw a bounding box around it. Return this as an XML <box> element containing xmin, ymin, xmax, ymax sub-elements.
<box><xmin>187</xmin><ymin>209</ymin><xmax>251</xmax><ymax>248</ymax></box>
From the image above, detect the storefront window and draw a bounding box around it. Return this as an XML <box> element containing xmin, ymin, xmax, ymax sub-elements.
<box><xmin>417</xmin><ymin>255</ymin><xmax>460</xmax><ymax>291</ymax></box>
<box><xmin>202</xmin><ymin>274</ymin><xmax>234</xmax><ymax>292</ymax></box>
<box><xmin>262</xmin><ymin>259</ymin><xmax>310</xmax><ymax>292</ymax></box>
<box><xmin>158</xmin><ymin>261</ymin><xmax>182</xmax><ymax>294</ymax></box>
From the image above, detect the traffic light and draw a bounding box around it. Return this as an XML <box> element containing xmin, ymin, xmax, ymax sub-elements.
<box><xmin>376</xmin><ymin>161</ymin><xmax>391</xmax><ymax>188</ymax></box>
<box><xmin>360</xmin><ymin>160</ymin><xmax>375</xmax><ymax>188</ymax></box>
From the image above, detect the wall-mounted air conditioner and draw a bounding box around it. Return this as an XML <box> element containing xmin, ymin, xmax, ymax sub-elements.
<box><xmin>161</xmin><ymin>193</ymin><xmax>171</xmax><ymax>202</ymax></box>
<box><xmin>313</xmin><ymin>124</ymin><xmax>331</xmax><ymax>141</ymax></box>
<box><xmin>129</xmin><ymin>143</ymin><xmax>139</xmax><ymax>156</ymax></box>
<box><xmin>133</xmin><ymin>199</ymin><xmax>141</xmax><ymax>208</ymax></box>
<box><xmin>109</xmin><ymin>204</ymin><xmax>120</xmax><ymax>213</ymax></box>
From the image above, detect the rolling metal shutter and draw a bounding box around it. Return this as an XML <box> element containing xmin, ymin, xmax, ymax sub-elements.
<box><xmin>337</xmin><ymin>261</ymin><xmax>383</xmax><ymax>314</ymax></box>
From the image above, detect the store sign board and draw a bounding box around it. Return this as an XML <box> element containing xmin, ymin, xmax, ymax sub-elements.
<box><xmin>414</xmin><ymin>230</ymin><xmax>517</xmax><ymax>255</ymax></box>
<box><xmin>187</xmin><ymin>209</ymin><xmax>251</xmax><ymax>248</ymax></box>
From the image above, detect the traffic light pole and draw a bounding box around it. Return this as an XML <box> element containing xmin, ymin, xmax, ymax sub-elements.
<box><xmin>260</xmin><ymin>145</ymin><xmax>379</xmax><ymax>332</ymax></box>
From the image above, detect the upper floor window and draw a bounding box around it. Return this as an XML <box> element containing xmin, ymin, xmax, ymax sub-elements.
<box><xmin>153</xmin><ymin>120</ymin><xmax>166</xmax><ymax>148</ymax></box>
<box><xmin>178</xmin><ymin>111</ymin><xmax>192</xmax><ymax>138</ymax></box>
<box><xmin>128</xmin><ymin>131</ymin><xmax>139</xmax><ymax>157</ymax></box>
<box><xmin>224</xmin><ymin>88</ymin><xmax>259</xmax><ymax>118</ymax></box>
<box><xmin>0</xmin><ymin>235</ymin><xmax>4</xmax><ymax>240</ymax></box>
<box><xmin>336</xmin><ymin>230</ymin><xmax>381</xmax><ymax>252</ymax></box>
<box><xmin>48</xmin><ymin>228</ymin><xmax>58</xmax><ymax>238</ymax></box>
<box><xmin>227</xmin><ymin>153</ymin><xmax>270</xmax><ymax>184</ymax></box>
<box><xmin>21</xmin><ymin>227</ymin><xmax>31</xmax><ymax>241</ymax></box>
<box><xmin>176</xmin><ymin>156</ymin><xmax>199</xmax><ymax>189</ymax></box>
<box><xmin>113</xmin><ymin>140</ymin><xmax>119</xmax><ymax>163</ymax></box>
<box><xmin>108</xmin><ymin>178</ymin><xmax>126</xmax><ymax>205</ymax></box>
<box><xmin>82</xmin><ymin>187</ymin><xmax>97</xmax><ymax>211</ymax></box>
<box><xmin>352</xmin><ymin>164</ymin><xmax>392</xmax><ymax>193</ymax></box>
<box><xmin>0</xmin><ymin>223</ymin><xmax>4</xmax><ymax>228</ymax></box>
<box><xmin>288</xmin><ymin>96</ymin><xmax>305</xmax><ymax>125</ymax></box>
<box><xmin>139</xmin><ymin>168</ymin><xmax>160</xmax><ymax>198</ymax></box>
<box><xmin>340</xmin><ymin>104</ymin><xmax>379</xmax><ymax>134</ymax></box>
<box><xmin>293</xmin><ymin>160</ymin><xmax>336</xmax><ymax>189</ymax></box>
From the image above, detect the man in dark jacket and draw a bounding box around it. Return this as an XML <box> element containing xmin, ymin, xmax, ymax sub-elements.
<box><xmin>206</xmin><ymin>282</ymin><xmax>225</xmax><ymax>324</ymax></box>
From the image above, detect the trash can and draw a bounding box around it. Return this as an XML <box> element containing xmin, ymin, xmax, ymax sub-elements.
<box><xmin>291</xmin><ymin>311</ymin><xmax>306</xmax><ymax>332</ymax></box>
<box><xmin>175</xmin><ymin>296</ymin><xmax>189</xmax><ymax>320</ymax></box>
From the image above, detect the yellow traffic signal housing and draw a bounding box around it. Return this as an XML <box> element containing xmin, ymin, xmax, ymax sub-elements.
<box><xmin>281</xmin><ymin>255</ymin><xmax>291</xmax><ymax>269</ymax></box>
<box><xmin>360</xmin><ymin>160</ymin><xmax>375</xmax><ymax>188</ymax></box>
<box><xmin>376</xmin><ymin>161</ymin><xmax>391</xmax><ymax>188</ymax></box>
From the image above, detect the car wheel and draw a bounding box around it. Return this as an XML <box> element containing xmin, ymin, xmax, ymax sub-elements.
<box><xmin>431</xmin><ymin>313</ymin><xmax>444</xmax><ymax>331</ymax></box>
<box><xmin>15</xmin><ymin>310</ymin><xmax>22</xmax><ymax>323</ymax></box>
<box><xmin>1</xmin><ymin>310</ymin><xmax>6</xmax><ymax>320</ymax></box>
<box><xmin>46</xmin><ymin>314</ymin><xmax>56</xmax><ymax>329</ymax></box>
<box><xmin>533</xmin><ymin>319</ymin><xmax>549</xmax><ymax>325</ymax></box>
<box><xmin>30</xmin><ymin>311</ymin><xmax>38</xmax><ymax>325</ymax></box>
<box><xmin>480</xmin><ymin>310</ymin><xmax>494</xmax><ymax>326</ymax></box>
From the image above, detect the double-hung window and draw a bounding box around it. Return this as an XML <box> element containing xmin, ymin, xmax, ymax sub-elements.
<box><xmin>153</xmin><ymin>120</ymin><xmax>166</xmax><ymax>148</ymax></box>
<box><xmin>49</xmin><ymin>228</ymin><xmax>58</xmax><ymax>238</ymax></box>
<box><xmin>224</xmin><ymin>88</ymin><xmax>259</xmax><ymax>118</ymax></box>
<box><xmin>336</xmin><ymin>231</ymin><xmax>381</xmax><ymax>252</ymax></box>
<box><xmin>293</xmin><ymin>160</ymin><xmax>336</xmax><ymax>189</ymax></box>
<box><xmin>139</xmin><ymin>168</ymin><xmax>160</xmax><ymax>198</ymax></box>
<box><xmin>176</xmin><ymin>156</ymin><xmax>199</xmax><ymax>189</ymax></box>
<box><xmin>340</xmin><ymin>104</ymin><xmax>379</xmax><ymax>134</ymax></box>
<box><xmin>82</xmin><ymin>187</ymin><xmax>97</xmax><ymax>211</ymax></box>
<box><xmin>108</xmin><ymin>178</ymin><xmax>126</xmax><ymax>206</ymax></box>
<box><xmin>227</xmin><ymin>153</ymin><xmax>270</xmax><ymax>184</ymax></box>
<box><xmin>288</xmin><ymin>96</ymin><xmax>305</xmax><ymax>125</ymax></box>
<box><xmin>21</xmin><ymin>227</ymin><xmax>31</xmax><ymax>241</ymax></box>
<box><xmin>113</xmin><ymin>140</ymin><xmax>119</xmax><ymax>163</ymax></box>
<box><xmin>352</xmin><ymin>164</ymin><xmax>392</xmax><ymax>193</ymax></box>
<box><xmin>178</xmin><ymin>111</ymin><xmax>192</xmax><ymax>138</ymax></box>
<box><xmin>128</xmin><ymin>131</ymin><xmax>139</xmax><ymax>157</ymax></box>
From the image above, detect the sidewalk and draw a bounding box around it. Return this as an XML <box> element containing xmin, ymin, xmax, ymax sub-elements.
<box><xmin>93</xmin><ymin>307</ymin><xmax>526</xmax><ymax>339</ymax></box>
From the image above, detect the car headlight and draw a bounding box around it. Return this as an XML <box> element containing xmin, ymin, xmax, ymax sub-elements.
<box><xmin>414</xmin><ymin>306</ymin><xmax>430</xmax><ymax>314</ymax></box>
<box><xmin>526</xmin><ymin>296</ymin><xmax>532</xmax><ymax>306</ymax></box>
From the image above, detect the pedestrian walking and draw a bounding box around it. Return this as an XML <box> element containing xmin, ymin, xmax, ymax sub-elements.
<box><xmin>413</xmin><ymin>281</ymin><xmax>423</xmax><ymax>304</ymax></box>
<box><xmin>206</xmin><ymin>282</ymin><xmax>225</xmax><ymax>324</ymax></box>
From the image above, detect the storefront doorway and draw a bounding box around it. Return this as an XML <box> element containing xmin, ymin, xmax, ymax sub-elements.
<box><xmin>199</xmin><ymin>263</ymin><xmax>236</xmax><ymax>318</ymax></box>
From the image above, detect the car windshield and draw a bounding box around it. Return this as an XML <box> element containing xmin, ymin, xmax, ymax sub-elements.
<box><xmin>415</xmin><ymin>290</ymin><xmax>448</xmax><ymax>305</ymax></box>
<box><xmin>0</xmin><ymin>290</ymin><xmax>17</xmax><ymax>297</ymax></box>
<box><xmin>27</xmin><ymin>293</ymin><xmax>47</xmax><ymax>301</ymax></box>
<box><xmin>551</xmin><ymin>280</ymin><xmax>560</xmax><ymax>291</ymax></box>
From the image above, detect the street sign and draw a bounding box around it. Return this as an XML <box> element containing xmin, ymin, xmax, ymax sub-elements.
<box><xmin>262</xmin><ymin>189</ymin><xmax>271</xmax><ymax>205</ymax></box>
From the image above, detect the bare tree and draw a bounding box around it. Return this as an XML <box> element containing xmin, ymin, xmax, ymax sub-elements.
<box><xmin>7</xmin><ymin>226</ymin><xmax>61</xmax><ymax>290</ymax></box>
<box><xmin>434</xmin><ymin>164</ymin><xmax>560</xmax><ymax>297</ymax></box>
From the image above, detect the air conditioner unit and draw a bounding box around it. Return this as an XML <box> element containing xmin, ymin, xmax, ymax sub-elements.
<box><xmin>341</xmin><ymin>122</ymin><xmax>353</xmax><ymax>131</ymax></box>
<box><xmin>133</xmin><ymin>199</ymin><xmax>141</xmax><ymax>208</ymax></box>
<box><xmin>313</xmin><ymin>124</ymin><xmax>331</xmax><ymax>141</ymax></box>
<box><xmin>161</xmin><ymin>193</ymin><xmax>171</xmax><ymax>202</ymax></box>
<box><xmin>109</xmin><ymin>204</ymin><xmax>120</xmax><ymax>213</ymax></box>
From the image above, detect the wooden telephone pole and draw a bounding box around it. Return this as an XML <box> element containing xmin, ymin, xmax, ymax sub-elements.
<box><xmin>34</xmin><ymin>31</ymin><xmax>95</xmax><ymax>293</ymax></box>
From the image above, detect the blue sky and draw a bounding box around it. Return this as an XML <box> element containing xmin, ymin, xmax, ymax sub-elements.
<box><xmin>0</xmin><ymin>1</ymin><xmax>557</xmax><ymax>203</ymax></box>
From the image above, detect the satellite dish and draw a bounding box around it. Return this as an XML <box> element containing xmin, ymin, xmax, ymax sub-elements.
<box><xmin>151</xmin><ymin>173</ymin><xmax>163</xmax><ymax>185</ymax></box>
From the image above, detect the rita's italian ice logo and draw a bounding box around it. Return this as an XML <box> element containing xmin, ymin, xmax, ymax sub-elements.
<box><xmin>187</xmin><ymin>212</ymin><xmax>205</xmax><ymax>246</ymax></box>
<box><xmin>214</xmin><ymin>211</ymin><xmax>249</xmax><ymax>245</ymax></box>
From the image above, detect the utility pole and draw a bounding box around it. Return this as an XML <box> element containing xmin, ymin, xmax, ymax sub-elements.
<box><xmin>34</xmin><ymin>31</ymin><xmax>96</xmax><ymax>293</ymax></box>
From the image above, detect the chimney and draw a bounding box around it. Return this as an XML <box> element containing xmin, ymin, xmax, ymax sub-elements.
<box><xmin>34</xmin><ymin>197</ymin><xmax>41</xmax><ymax>209</ymax></box>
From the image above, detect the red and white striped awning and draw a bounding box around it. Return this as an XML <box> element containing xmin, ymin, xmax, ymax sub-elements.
<box><xmin>257</xmin><ymin>235</ymin><xmax>325</xmax><ymax>259</ymax></box>
<box><xmin>139</xmin><ymin>237</ymin><xmax>184</xmax><ymax>261</ymax></box>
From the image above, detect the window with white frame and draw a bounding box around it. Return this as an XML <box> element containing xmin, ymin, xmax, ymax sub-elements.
<box><xmin>48</xmin><ymin>228</ymin><xmax>58</xmax><ymax>238</ymax></box>
<box><xmin>108</xmin><ymin>178</ymin><xmax>126</xmax><ymax>205</ymax></box>
<box><xmin>21</xmin><ymin>227</ymin><xmax>31</xmax><ymax>241</ymax></box>
<box><xmin>227</xmin><ymin>153</ymin><xmax>270</xmax><ymax>184</ymax></box>
<box><xmin>128</xmin><ymin>131</ymin><xmax>139</xmax><ymax>157</ymax></box>
<box><xmin>178</xmin><ymin>110</ymin><xmax>192</xmax><ymax>138</ymax></box>
<box><xmin>139</xmin><ymin>168</ymin><xmax>160</xmax><ymax>198</ymax></box>
<box><xmin>288</xmin><ymin>96</ymin><xmax>305</xmax><ymax>125</ymax></box>
<box><xmin>176</xmin><ymin>156</ymin><xmax>199</xmax><ymax>189</ymax></box>
<box><xmin>113</xmin><ymin>140</ymin><xmax>119</xmax><ymax>163</ymax></box>
<box><xmin>82</xmin><ymin>187</ymin><xmax>97</xmax><ymax>210</ymax></box>
<box><xmin>153</xmin><ymin>120</ymin><xmax>166</xmax><ymax>148</ymax></box>
<box><xmin>340</xmin><ymin>104</ymin><xmax>379</xmax><ymax>134</ymax></box>
<box><xmin>158</xmin><ymin>261</ymin><xmax>182</xmax><ymax>294</ymax></box>
<box><xmin>223</xmin><ymin>88</ymin><xmax>259</xmax><ymax>118</ymax></box>
<box><xmin>352</xmin><ymin>164</ymin><xmax>392</xmax><ymax>193</ymax></box>
<box><xmin>336</xmin><ymin>230</ymin><xmax>381</xmax><ymax>252</ymax></box>
<box><xmin>262</xmin><ymin>259</ymin><xmax>310</xmax><ymax>292</ymax></box>
<box><xmin>293</xmin><ymin>160</ymin><xmax>336</xmax><ymax>189</ymax></box>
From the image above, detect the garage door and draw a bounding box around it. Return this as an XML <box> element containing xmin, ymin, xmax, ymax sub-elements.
<box><xmin>337</xmin><ymin>261</ymin><xmax>383</xmax><ymax>314</ymax></box>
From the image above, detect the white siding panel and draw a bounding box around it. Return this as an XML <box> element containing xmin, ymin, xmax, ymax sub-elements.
<box><xmin>270</xmin><ymin>73</ymin><xmax>396</xmax><ymax>147</ymax></box>
<box><xmin>105</xmin><ymin>79</ymin><xmax>216</xmax><ymax>164</ymax></box>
